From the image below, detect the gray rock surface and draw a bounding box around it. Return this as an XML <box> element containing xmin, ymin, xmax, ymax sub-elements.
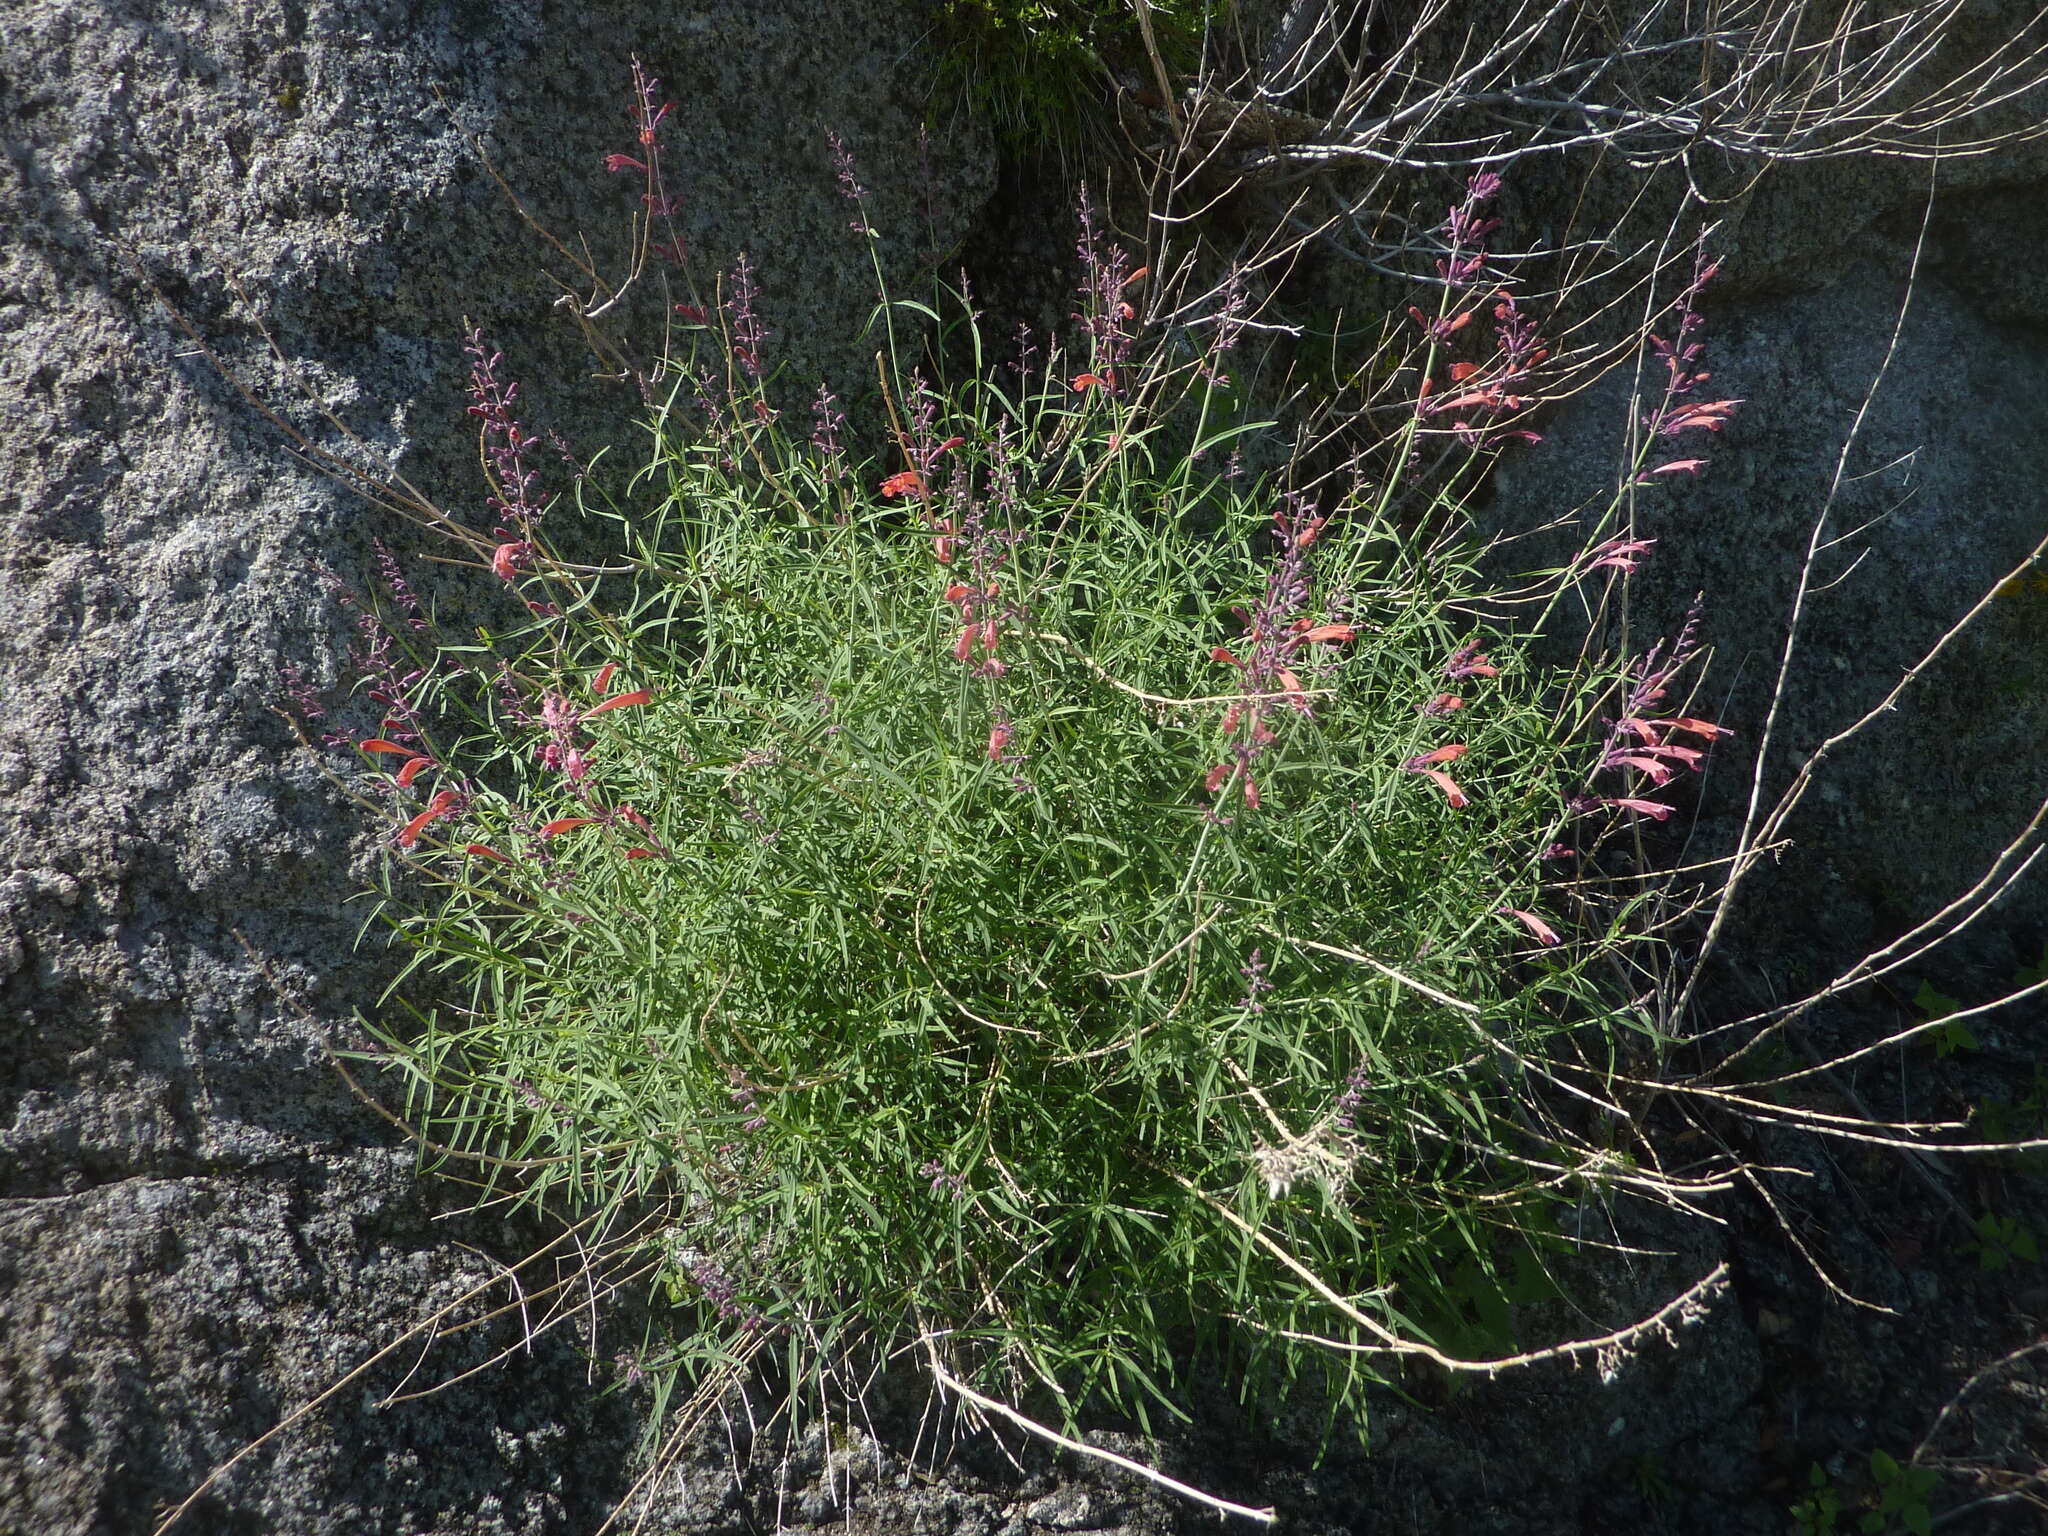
<box><xmin>0</xmin><ymin>2</ymin><xmax>990</xmax><ymax>1531</ymax></box>
<box><xmin>3</xmin><ymin>0</ymin><xmax>2043</xmax><ymax>1533</ymax></box>
<box><xmin>1485</xmin><ymin>237</ymin><xmax>2048</xmax><ymax>1000</ymax></box>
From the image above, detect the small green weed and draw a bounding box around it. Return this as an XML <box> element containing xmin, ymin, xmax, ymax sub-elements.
<box><xmin>1794</xmin><ymin>1452</ymin><xmax>1940</xmax><ymax>1536</ymax></box>
<box><xmin>1960</xmin><ymin>1210</ymin><xmax>2040</xmax><ymax>1272</ymax></box>
<box><xmin>928</xmin><ymin>0</ymin><xmax>1202</xmax><ymax>157</ymax></box>
<box><xmin>1911</xmin><ymin>981</ymin><xmax>1978</xmax><ymax>1059</ymax></box>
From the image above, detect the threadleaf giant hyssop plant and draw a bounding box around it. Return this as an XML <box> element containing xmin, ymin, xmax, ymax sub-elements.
<box><xmin>186</xmin><ymin>16</ymin><xmax>2048</xmax><ymax>1523</ymax></box>
<box><xmin>256</xmin><ymin>73</ymin><xmax>1770</xmax><ymax>1517</ymax></box>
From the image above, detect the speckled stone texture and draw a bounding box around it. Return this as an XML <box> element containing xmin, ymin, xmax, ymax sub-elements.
<box><xmin>4</xmin><ymin>1</ymin><xmax>2044</xmax><ymax>1532</ymax></box>
<box><xmin>0</xmin><ymin>3</ymin><xmax>990</xmax><ymax>1531</ymax></box>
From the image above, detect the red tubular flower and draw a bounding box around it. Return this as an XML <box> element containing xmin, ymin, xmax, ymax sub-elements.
<box><xmin>879</xmin><ymin>470</ymin><xmax>927</xmax><ymax>499</ymax></box>
<box><xmin>1413</xmin><ymin>768</ymin><xmax>1469</xmax><ymax>808</ymax></box>
<box><xmin>397</xmin><ymin>791</ymin><xmax>463</xmax><ymax>849</ymax></box>
<box><xmin>1655</xmin><ymin>400</ymin><xmax>1741</xmax><ymax>435</ymax></box>
<box><xmin>1500</xmin><ymin>907</ymin><xmax>1562</xmax><ymax>946</ymax></box>
<box><xmin>1603</xmin><ymin>797</ymin><xmax>1675</xmax><ymax>821</ymax></box>
<box><xmin>463</xmin><ymin>843</ymin><xmax>514</xmax><ymax>864</ymax></box>
<box><xmin>1587</xmin><ymin>538</ymin><xmax>1655</xmax><ymax>574</ymax></box>
<box><xmin>395</xmin><ymin>756</ymin><xmax>433</xmax><ymax>788</ymax></box>
<box><xmin>1292</xmin><ymin>623</ymin><xmax>1356</xmax><ymax>645</ymax></box>
<box><xmin>358</xmin><ymin>739</ymin><xmax>411</xmax><ymax>756</ymax></box>
<box><xmin>582</xmin><ymin>690</ymin><xmax>652</xmax><ymax>719</ymax></box>
<box><xmin>1605</xmin><ymin>754</ymin><xmax>1675</xmax><ymax>786</ymax></box>
<box><xmin>541</xmin><ymin>817</ymin><xmax>599</xmax><ymax>837</ymax></box>
<box><xmin>592</xmin><ymin>662</ymin><xmax>617</xmax><ymax>696</ymax></box>
<box><xmin>1444</xmin><ymin>643</ymin><xmax>1499</xmax><ymax>679</ymax></box>
<box><xmin>1404</xmin><ymin>743</ymin><xmax>1469</xmax><ymax>770</ymax></box>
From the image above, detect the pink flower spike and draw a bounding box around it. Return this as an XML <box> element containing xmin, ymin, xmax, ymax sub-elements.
<box><xmin>1656</xmin><ymin>401</ymin><xmax>1741</xmax><ymax>435</ymax></box>
<box><xmin>1243</xmin><ymin>775</ymin><xmax>1260</xmax><ymax>810</ymax></box>
<box><xmin>581</xmin><ymin>690</ymin><xmax>653</xmax><ymax>718</ymax></box>
<box><xmin>1500</xmin><ymin>907</ymin><xmax>1562</xmax><ymax>946</ymax></box>
<box><xmin>1445</xmin><ymin>643</ymin><xmax>1499</xmax><ymax>680</ymax></box>
<box><xmin>1603</xmin><ymin>796</ymin><xmax>1675</xmax><ymax>821</ymax></box>
<box><xmin>986</xmin><ymin>721</ymin><xmax>1013</xmax><ymax>762</ymax></box>
<box><xmin>1587</xmin><ymin>538</ymin><xmax>1655</xmax><ymax>574</ymax></box>
<box><xmin>1415</xmin><ymin>768</ymin><xmax>1469</xmax><ymax>808</ymax></box>
<box><xmin>1203</xmin><ymin>763</ymin><xmax>1233</xmax><ymax>796</ymax></box>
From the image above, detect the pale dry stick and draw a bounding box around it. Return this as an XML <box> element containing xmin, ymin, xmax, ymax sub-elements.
<box><xmin>1674</xmin><ymin>179</ymin><xmax>1937</xmax><ymax>1028</ymax></box>
<box><xmin>1914</xmin><ymin>1336</ymin><xmax>2048</xmax><ymax>1464</ymax></box>
<box><xmin>1025</xmin><ymin>630</ymin><xmax>1335</xmax><ymax>712</ymax></box>
<box><xmin>1737</xmin><ymin>1160</ymin><xmax>1901</xmax><ymax>1313</ymax></box>
<box><xmin>151</xmin><ymin>1208</ymin><xmax>618</xmax><ymax>1535</ymax></box>
<box><xmin>912</xmin><ymin>894</ymin><xmax>1045</xmax><ymax>1041</ymax></box>
<box><xmin>918</xmin><ymin>1336</ymin><xmax>1279</xmax><ymax>1525</ymax></box>
<box><xmin>1167</xmin><ymin>1161</ymin><xmax>1733</xmax><ymax>1375</ymax></box>
<box><xmin>1280</xmin><ymin>934</ymin><xmax>1635</xmax><ymax>1124</ymax></box>
<box><xmin>1695</xmin><ymin>573</ymin><xmax>2048</xmax><ymax>1056</ymax></box>
<box><xmin>1717</xmin><ymin>960</ymin><xmax>2048</xmax><ymax>1095</ymax></box>
<box><xmin>605</xmin><ymin>1328</ymin><xmax>773</xmax><ymax>1536</ymax></box>
<box><xmin>1658</xmin><ymin>1080</ymin><xmax>2048</xmax><ymax>1155</ymax></box>
<box><xmin>1100</xmin><ymin>904</ymin><xmax>1223</xmax><ymax>982</ymax></box>
<box><xmin>378</xmin><ymin>1248</ymin><xmax>668</xmax><ymax>1407</ymax></box>
<box><xmin>1687</xmin><ymin>800</ymin><xmax>2048</xmax><ymax>1053</ymax></box>
<box><xmin>1256</xmin><ymin>0</ymin><xmax>2045</xmax><ymax>173</ymax></box>
<box><xmin>1132</xmin><ymin>0</ymin><xmax>1184</xmax><ymax>142</ymax></box>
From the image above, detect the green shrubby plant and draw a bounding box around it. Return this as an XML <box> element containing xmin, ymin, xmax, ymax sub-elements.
<box><xmin>228</xmin><ymin>19</ymin><xmax>2048</xmax><ymax>1524</ymax></box>
<box><xmin>278</xmin><ymin>83</ymin><xmax>1759</xmax><ymax>1516</ymax></box>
